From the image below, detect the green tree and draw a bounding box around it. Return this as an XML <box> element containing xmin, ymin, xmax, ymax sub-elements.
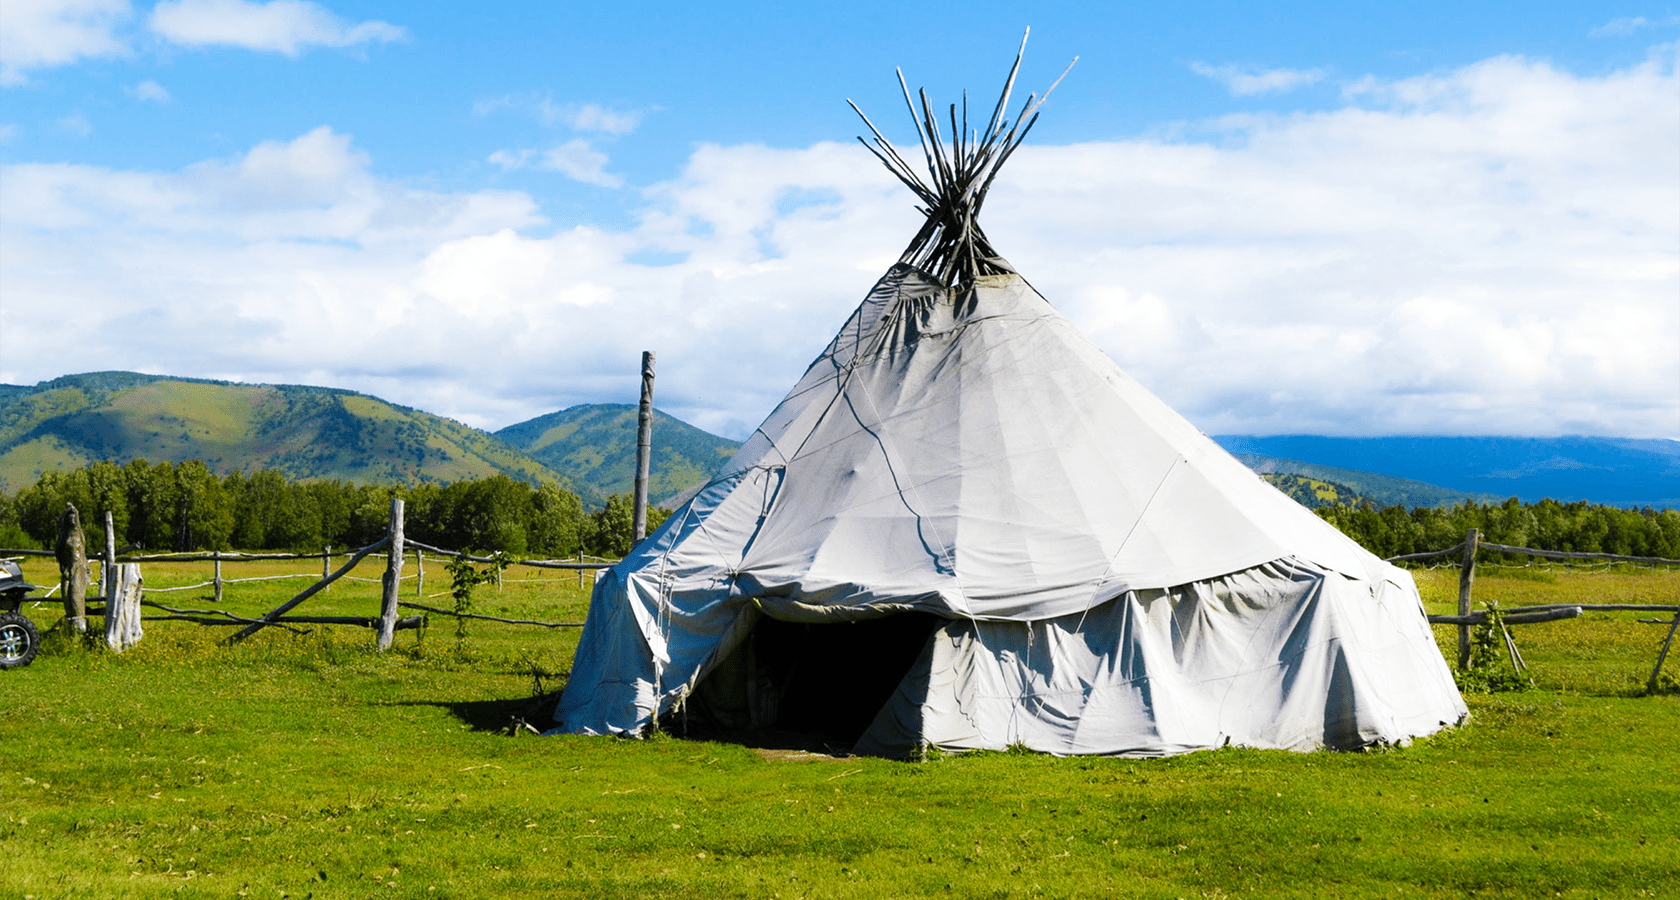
<box><xmin>584</xmin><ymin>493</ymin><xmax>671</xmax><ymax>557</ymax></box>
<box><xmin>123</xmin><ymin>459</ymin><xmax>178</xmax><ymax>551</ymax></box>
<box><xmin>173</xmin><ymin>460</ymin><xmax>234</xmax><ymax>550</ymax></box>
<box><xmin>527</xmin><ymin>481</ymin><xmax>586</xmax><ymax>557</ymax></box>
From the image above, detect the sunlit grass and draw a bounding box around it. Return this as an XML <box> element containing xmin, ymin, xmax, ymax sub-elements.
<box><xmin>3</xmin><ymin>560</ymin><xmax>1677</xmax><ymax>898</ymax></box>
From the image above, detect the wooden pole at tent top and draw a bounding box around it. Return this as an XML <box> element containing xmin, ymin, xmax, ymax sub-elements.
<box><xmin>633</xmin><ymin>350</ymin><xmax>656</xmax><ymax>543</ymax></box>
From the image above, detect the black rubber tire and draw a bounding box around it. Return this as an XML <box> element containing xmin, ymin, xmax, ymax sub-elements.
<box><xmin>0</xmin><ymin>610</ymin><xmax>40</xmax><ymax>669</ymax></box>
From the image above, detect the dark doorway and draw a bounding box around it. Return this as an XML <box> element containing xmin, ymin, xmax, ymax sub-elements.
<box><xmin>680</xmin><ymin>612</ymin><xmax>943</xmax><ymax>752</ymax></box>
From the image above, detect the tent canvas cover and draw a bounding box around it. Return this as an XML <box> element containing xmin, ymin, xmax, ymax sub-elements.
<box><xmin>554</xmin><ymin>39</ymin><xmax>1467</xmax><ymax>757</ymax></box>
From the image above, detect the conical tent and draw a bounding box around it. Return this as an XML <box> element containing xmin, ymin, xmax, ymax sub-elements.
<box><xmin>555</xmin><ymin>39</ymin><xmax>1466</xmax><ymax>756</ymax></box>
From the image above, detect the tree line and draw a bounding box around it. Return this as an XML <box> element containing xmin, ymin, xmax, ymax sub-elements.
<box><xmin>0</xmin><ymin>460</ymin><xmax>669</xmax><ymax>558</ymax></box>
<box><xmin>2</xmin><ymin>461</ymin><xmax>1675</xmax><ymax>564</ymax></box>
<box><xmin>1314</xmin><ymin>497</ymin><xmax>1680</xmax><ymax>562</ymax></box>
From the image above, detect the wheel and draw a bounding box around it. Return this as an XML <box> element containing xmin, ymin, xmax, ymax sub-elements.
<box><xmin>0</xmin><ymin>611</ymin><xmax>40</xmax><ymax>669</ymax></box>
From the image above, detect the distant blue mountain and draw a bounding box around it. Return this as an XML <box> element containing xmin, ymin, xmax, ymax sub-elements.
<box><xmin>1212</xmin><ymin>436</ymin><xmax>1680</xmax><ymax>508</ymax></box>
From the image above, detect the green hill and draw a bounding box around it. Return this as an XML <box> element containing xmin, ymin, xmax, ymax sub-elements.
<box><xmin>1236</xmin><ymin>454</ymin><xmax>1501</xmax><ymax>508</ymax></box>
<box><xmin>0</xmin><ymin>372</ymin><xmax>571</xmax><ymax>493</ymax></box>
<box><xmin>6</xmin><ymin>372</ymin><xmax>1521</xmax><ymax>516</ymax></box>
<box><xmin>495</xmin><ymin>404</ymin><xmax>739</xmax><ymax>507</ymax></box>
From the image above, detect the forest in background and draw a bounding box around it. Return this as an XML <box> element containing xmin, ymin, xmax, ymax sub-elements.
<box><xmin>1</xmin><ymin>459</ymin><xmax>1675</xmax><ymax>563</ymax></box>
<box><xmin>0</xmin><ymin>460</ymin><xmax>668</xmax><ymax>560</ymax></box>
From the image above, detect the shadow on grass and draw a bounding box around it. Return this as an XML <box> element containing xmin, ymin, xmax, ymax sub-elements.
<box><xmin>395</xmin><ymin>694</ymin><xmax>859</xmax><ymax>757</ymax></box>
<box><xmin>393</xmin><ymin>693</ymin><xmax>563</xmax><ymax>733</ymax></box>
<box><xmin>662</xmin><ymin>719</ymin><xmax>859</xmax><ymax>757</ymax></box>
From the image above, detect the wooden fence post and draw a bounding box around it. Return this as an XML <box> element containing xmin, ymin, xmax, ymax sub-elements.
<box><xmin>633</xmin><ymin>349</ymin><xmax>656</xmax><ymax>543</ymax></box>
<box><xmin>1650</xmin><ymin>611</ymin><xmax>1679</xmax><ymax>692</ymax></box>
<box><xmin>577</xmin><ymin>552</ymin><xmax>584</xmax><ymax>589</ymax></box>
<box><xmin>227</xmin><ymin>539</ymin><xmax>388</xmax><ymax>644</ymax></box>
<box><xmin>213</xmin><ymin>549</ymin><xmax>223</xmax><ymax>604</ymax></box>
<box><xmin>416</xmin><ymin>549</ymin><xmax>425</xmax><ymax>598</ymax></box>
<box><xmin>1457</xmin><ymin>527</ymin><xmax>1479</xmax><ymax>670</ymax></box>
<box><xmin>377</xmin><ymin>498</ymin><xmax>405</xmax><ymax>651</ymax></box>
<box><xmin>104</xmin><ymin>563</ymin><xmax>143</xmax><ymax>652</ymax></box>
<box><xmin>322</xmin><ymin>546</ymin><xmax>331</xmax><ymax>587</ymax></box>
<box><xmin>92</xmin><ymin>509</ymin><xmax>116</xmax><ymax>634</ymax></box>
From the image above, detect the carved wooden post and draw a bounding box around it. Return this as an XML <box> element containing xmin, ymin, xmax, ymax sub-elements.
<box><xmin>633</xmin><ymin>349</ymin><xmax>656</xmax><ymax>543</ymax></box>
<box><xmin>1457</xmin><ymin>527</ymin><xmax>1479</xmax><ymax>670</ymax></box>
<box><xmin>213</xmin><ymin>549</ymin><xmax>223</xmax><ymax>604</ymax></box>
<box><xmin>377</xmin><ymin>498</ymin><xmax>405</xmax><ymax>651</ymax></box>
<box><xmin>53</xmin><ymin>505</ymin><xmax>90</xmax><ymax>633</ymax></box>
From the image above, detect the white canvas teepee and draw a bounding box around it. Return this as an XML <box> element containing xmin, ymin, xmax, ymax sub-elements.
<box><xmin>555</xmin><ymin>38</ymin><xmax>1466</xmax><ymax>756</ymax></box>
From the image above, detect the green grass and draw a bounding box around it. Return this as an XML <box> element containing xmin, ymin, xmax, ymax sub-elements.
<box><xmin>3</xmin><ymin>559</ymin><xmax>1677</xmax><ymax>899</ymax></box>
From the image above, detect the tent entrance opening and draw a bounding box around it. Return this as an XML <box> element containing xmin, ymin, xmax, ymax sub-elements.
<box><xmin>684</xmin><ymin>612</ymin><xmax>943</xmax><ymax>748</ymax></box>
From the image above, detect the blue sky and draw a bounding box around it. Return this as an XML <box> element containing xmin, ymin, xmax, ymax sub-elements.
<box><xmin>2</xmin><ymin>1</ymin><xmax>1676</xmax><ymax>440</ymax></box>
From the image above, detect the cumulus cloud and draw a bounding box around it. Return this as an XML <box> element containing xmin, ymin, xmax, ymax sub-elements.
<box><xmin>0</xmin><ymin>0</ymin><xmax>131</xmax><ymax>85</ymax></box>
<box><xmin>1191</xmin><ymin>61</ymin><xmax>1323</xmax><ymax>96</ymax></box>
<box><xmin>127</xmin><ymin>78</ymin><xmax>170</xmax><ymax>102</ymax></box>
<box><xmin>148</xmin><ymin>0</ymin><xmax>404</xmax><ymax>55</ymax></box>
<box><xmin>1</xmin><ymin>50</ymin><xmax>1675</xmax><ymax>440</ymax></box>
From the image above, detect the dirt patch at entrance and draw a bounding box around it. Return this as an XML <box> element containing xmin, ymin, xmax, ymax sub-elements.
<box><xmin>752</xmin><ymin>747</ymin><xmax>850</xmax><ymax>762</ymax></box>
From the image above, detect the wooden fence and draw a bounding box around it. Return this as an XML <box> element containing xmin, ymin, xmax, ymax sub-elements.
<box><xmin>1392</xmin><ymin>528</ymin><xmax>1680</xmax><ymax>691</ymax></box>
<box><xmin>1</xmin><ymin>501</ymin><xmax>623</xmax><ymax>652</ymax></box>
<box><xmin>7</xmin><ymin>517</ymin><xmax>1676</xmax><ymax>686</ymax></box>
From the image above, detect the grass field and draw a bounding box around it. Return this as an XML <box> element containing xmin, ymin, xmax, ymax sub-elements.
<box><xmin>3</xmin><ymin>556</ymin><xmax>1677</xmax><ymax>899</ymax></box>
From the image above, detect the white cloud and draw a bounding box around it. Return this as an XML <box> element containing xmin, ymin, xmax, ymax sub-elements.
<box><xmin>487</xmin><ymin>148</ymin><xmax>531</xmax><ymax>170</ymax></box>
<box><xmin>56</xmin><ymin>111</ymin><xmax>91</xmax><ymax>135</ymax></box>
<box><xmin>1590</xmin><ymin>16</ymin><xmax>1680</xmax><ymax>38</ymax></box>
<box><xmin>535</xmin><ymin>139</ymin><xmax>621</xmax><ymax>188</ymax></box>
<box><xmin>0</xmin><ymin>0</ymin><xmax>131</xmax><ymax>86</ymax></box>
<box><xmin>127</xmin><ymin>78</ymin><xmax>169</xmax><ymax>102</ymax></box>
<box><xmin>1</xmin><ymin>51</ymin><xmax>1675</xmax><ymax>440</ymax></box>
<box><xmin>487</xmin><ymin>142</ymin><xmax>625</xmax><ymax>188</ymax></box>
<box><xmin>148</xmin><ymin>0</ymin><xmax>404</xmax><ymax>55</ymax></box>
<box><xmin>569</xmin><ymin>103</ymin><xmax>641</xmax><ymax>135</ymax></box>
<box><xmin>481</xmin><ymin>101</ymin><xmax>642</xmax><ymax>188</ymax></box>
<box><xmin>474</xmin><ymin>94</ymin><xmax>645</xmax><ymax>135</ymax></box>
<box><xmin>1191</xmin><ymin>61</ymin><xmax>1324</xmax><ymax>96</ymax></box>
<box><xmin>4</xmin><ymin>125</ymin><xmax>538</xmax><ymax>241</ymax></box>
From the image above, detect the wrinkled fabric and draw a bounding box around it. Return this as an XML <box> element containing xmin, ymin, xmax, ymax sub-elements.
<box><xmin>853</xmin><ymin>559</ymin><xmax>1464</xmax><ymax>757</ymax></box>
<box><xmin>555</xmin><ymin>266</ymin><xmax>1466</xmax><ymax>752</ymax></box>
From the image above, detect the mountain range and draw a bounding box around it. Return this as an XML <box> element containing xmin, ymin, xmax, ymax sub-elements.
<box><xmin>1215</xmin><ymin>435</ymin><xmax>1679</xmax><ymax>508</ymax></box>
<box><xmin>1</xmin><ymin>372</ymin><xmax>1671</xmax><ymax>510</ymax></box>
<box><xmin>0</xmin><ymin>373</ymin><xmax>734</xmax><ymax>506</ymax></box>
